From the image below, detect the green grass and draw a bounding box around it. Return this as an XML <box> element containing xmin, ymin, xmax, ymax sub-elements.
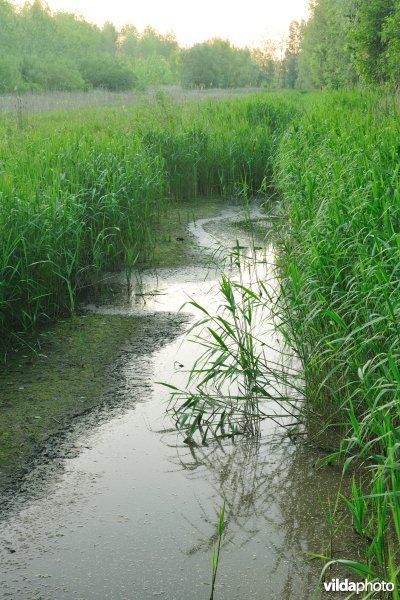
<box><xmin>0</xmin><ymin>88</ymin><xmax>399</xmax><ymax>593</ymax></box>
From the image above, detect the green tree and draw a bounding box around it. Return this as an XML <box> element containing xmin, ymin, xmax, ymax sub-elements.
<box><xmin>350</xmin><ymin>0</ymin><xmax>397</xmax><ymax>82</ymax></box>
<box><xmin>120</xmin><ymin>24</ymin><xmax>140</xmax><ymax>56</ymax></box>
<box><xmin>101</xmin><ymin>21</ymin><xmax>118</xmax><ymax>54</ymax></box>
<box><xmin>283</xmin><ymin>21</ymin><xmax>302</xmax><ymax>88</ymax></box>
<box><xmin>381</xmin><ymin>3</ymin><xmax>400</xmax><ymax>84</ymax></box>
<box><xmin>79</xmin><ymin>54</ymin><xmax>137</xmax><ymax>90</ymax></box>
<box><xmin>251</xmin><ymin>40</ymin><xmax>279</xmax><ymax>88</ymax></box>
<box><xmin>181</xmin><ymin>39</ymin><xmax>258</xmax><ymax>88</ymax></box>
<box><xmin>298</xmin><ymin>0</ymin><xmax>357</xmax><ymax>88</ymax></box>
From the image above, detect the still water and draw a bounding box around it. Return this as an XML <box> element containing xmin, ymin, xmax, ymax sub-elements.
<box><xmin>0</xmin><ymin>206</ymin><xmax>344</xmax><ymax>599</ymax></box>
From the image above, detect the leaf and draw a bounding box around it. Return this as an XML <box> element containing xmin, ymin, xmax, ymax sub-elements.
<box><xmin>156</xmin><ymin>382</ymin><xmax>179</xmax><ymax>391</ymax></box>
<box><xmin>207</xmin><ymin>328</ymin><xmax>228</xmax><ymax>351</ymax></box>
<box><xmin>218</xmin><ymin>498</ymin><xmax>226</xmax><ymax>537</ymax></box>
<box><xmin>325</xmin><ymin>308</ymin><xmax>348</xmax><ymax>330</ymax></box>
<box><xmin>321</xmin><ymin>559</ymin><xmax>379</xmax><ymax>581</ymax></box>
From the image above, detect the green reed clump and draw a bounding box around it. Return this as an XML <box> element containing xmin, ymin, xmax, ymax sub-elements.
<box><xmin>167</xmin><ymin>243</ymin><xmax>304</xmax><ymax>443</ymax></box>
<box><xmin>0</xmin><ymin>93</ymin><xmax>297</xmax><ymax>348</ymax></box>
<box><xmin>274</xmin><ymin>90</ymin><xmax>400</xmax><ymax>592</ymax></box>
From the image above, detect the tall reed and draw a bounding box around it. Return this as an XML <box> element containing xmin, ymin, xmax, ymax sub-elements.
<box><xmin>0</xmin><ymin>93</ymin><xmax>297</xmax><ymax>348</ymax></box>
<box><xmin>274</xmin><ymin>90</ymin><xmax>400</xmax><ymax>593</ymax></box>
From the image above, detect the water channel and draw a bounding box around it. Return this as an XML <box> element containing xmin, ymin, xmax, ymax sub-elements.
<box><xmin>0</xmin><ymin>205</ymin><xmax>346</xmax><ymax>599</ymax></box>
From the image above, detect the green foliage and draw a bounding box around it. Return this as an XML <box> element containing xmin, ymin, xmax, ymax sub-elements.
<box><xmin>0</xmin><ymin>0</ymin><xmax>183</xmax><ymax>92</ymax></box>
<box><xmin>379</xmin><ymin>2</ymin><xmax>400</xmax><ymax>83</ymax></box>
<box><xmin>133</xmin><ymin>56</ymin><xmax>176</xmax><ymax>86</ymax></box>
<box><xmin>0</xmin><ymin>93</ymin><xmax>292</xmax><ymax>345</ymax></box>
<box><xmin>297</xmin><ymin>0</ymin><xmax>357</xmax><ymax>88</ymax></box>
<box><xmin>181</xmin><ymin>39</ymin><xmax>258</xmax><ymax>89</ymax></box>
<box><xmin>210</xmin><ymin>499</ymin><xmax>226</xmax><ymax>600</ymax></box>
<box><xmin>0</xmin><ymin>84</ymin><xmax>399</xmax><ymax>591</ymax></box>
<box><xmin>79</xmin><ymin>54</ymin><xmax>137</xmax><ymax>91</ymax></box>
<box><xmin>282</xmin><ymin>21</ymin><xmax>302</xmax><ymax>89</ymax></box>
<box><xmin>350</xmin><ymin>0</ymin><xmax>397</xmax><ymax>83</ymax></box>
<box><xmin>274</xmin><ymin>90</ymin><xmax>400</xmax><ymax>590</ymax></box>
<box><xmin>21</xmin><ymin>56</ymin><xmax>86</xmax><ymax>91</ymax></box>
<box><xmin>296</xmin><ymin>0</ymin><xmax>400</xmax><ymax>87</ymax></box>
<box><xmin>251</xmin><ymin>43</ymin><xmax>280</xmax><ymax>88</ymax></box>
<box><xmin>0</xmin><ymin>56</ymin><xmax>23</xmax><ymax>93</ymax></box>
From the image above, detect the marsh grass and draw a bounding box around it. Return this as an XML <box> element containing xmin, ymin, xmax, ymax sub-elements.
<box><xmin>166</xmin><ymin>239</ymin><xmax>304</xmax><ymax>443</ymax></box>
<box><xmin>164</xmin><ymin>90</ymin><xmax>400</xmax><ymax>592</ymax></box>
<box><xmin>273</xmin><ymin>90</ymin><xmax>400</xmax><ymax>593</ymax></box>
<box><xmin>0</xmin><ymin>93</ymin><xmax>296</xmax><ymax>350</ymax></box>
<box><xmin>210</xmin><ymin>498</ymin><xmax>226</xmax><ymax>600</ymax></box>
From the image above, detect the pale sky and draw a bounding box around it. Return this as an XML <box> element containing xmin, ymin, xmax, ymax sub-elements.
<box><xmin>13</xmin><ymin>0</ymin><xmax>309</xmax><ymax>47</ymax></box>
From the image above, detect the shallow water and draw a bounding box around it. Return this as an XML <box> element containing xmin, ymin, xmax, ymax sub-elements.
<box><xmin>0</xmin><ymin>205</ymin><xmax>346</xmax><ymax>599</ymax></box>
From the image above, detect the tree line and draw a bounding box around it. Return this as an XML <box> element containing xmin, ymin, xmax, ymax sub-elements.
<box><xmin>0</xmin><ymin>0</ymin><xmax>398</xmax><ymax>93</ymax></box>
<box><xmin>292</xmin><ymin>0</ymin><xmax>400</xmax><ymax>89</ymax></box>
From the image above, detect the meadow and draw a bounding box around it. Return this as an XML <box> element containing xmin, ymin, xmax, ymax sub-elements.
<box><xmin>0</xmin><ymin>89</ymin><xmax>399</xmax><ymax>593</ymax></box>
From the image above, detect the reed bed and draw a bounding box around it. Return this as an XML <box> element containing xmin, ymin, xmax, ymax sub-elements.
<box><xmin>0</xmin><ymin>93</ymin><xmax>295</xmax><ymax>347</ymax></box>
<box><xmin>274</xmin><ymin>90</ymin><xmax>400</xmax><ymax>593</ymax></box>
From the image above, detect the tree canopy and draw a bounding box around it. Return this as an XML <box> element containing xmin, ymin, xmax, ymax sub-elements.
<box><xmin>0</xmin><ymin>0</ymin><xmax>398</xmax><ymax>93</ymax></box>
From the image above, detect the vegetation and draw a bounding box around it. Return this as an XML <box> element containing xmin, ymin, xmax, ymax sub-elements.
<box><xmin>0</xmin><ymin>0</ymin><xmax>179</xmax><ymax>91</ymax></box>
<box><xmin>1</xmin><ymin>0</ymin><xmax>400</xmax><ymax>592</ymax></box>
<box><xmin>2</xmin><ymin>0</ymin><xmax>398</xmax><ymax>94</ymax></box>
<box><xmin>210</xmin><ymin>499</ymin><xmax>226</xmax><ymax>600</ymax></box>
<box><xmin>0</xmin><ymin>0</ymin><xmax>258</xmax><ymax>92</ymax></box>
<box><xmin>181</xmin><ymin>39</ymin><xmax>258</xmax><ymax>88</ymax></box>
<box><xmin>0</xmin><ymin>93</ymin><xmax>293</xmax><ymax>347</ymax></box>
<box><xmin>295</xmin><ymin>0</ymin><xmax>400</xmax><ymax>89</ymax></box>
<box><xmin>159</xmin><ymin>90</ymin><xmax>398</xmax><ymax>593</ymax></box>
<box><xmin>274</xmin><ymin>90</ymin><xmax>400</xmax><ymax>591</ymax></box>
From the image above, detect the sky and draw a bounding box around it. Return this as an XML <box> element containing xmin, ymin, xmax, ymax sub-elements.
<box><xmin>13</xmin><ymin>0</ymin><xmax>309</xmax><ymax>47</ymax></box>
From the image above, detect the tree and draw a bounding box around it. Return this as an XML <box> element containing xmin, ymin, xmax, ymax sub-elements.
<box><xmin>79</xmin><ymin>55</ymin><xmax>137</xmax><ymax>90</ymax></box>
<box><xmin>251</xmin><ymin>39</ymin><xmax>279</xmax><ymax>88</ymax></box>
<box><xmin>120</xmin><ymin>24</ymin><xmax>139</xmax><ymax>56</ymax></box>
<box><xmin>350</xmin><ymin>0</ymin><xmax>397</xmax><ymax>83</ymax></box>
<box><xmin>297</xmin><ymin>0</ymin><xmax>357</xmax><ymax>88</ymax></box>
<box><xmin>282</xmin><ymin>21</ymin><xmax>303</xmax><ymax>88</ymax></box>
<box><xmin>381</xmin><ymin>3</ymin><xmax>400</xmax><ymax>84</ymax></box>
<box><xmin>101</xmin><ymin>22</ymin><xmax>118</xmax><ymax>54</ymax></box>
<box><xmin>181</xmin><ymin>39</ymin><xmax>258</xmax><ymax>89</ymax></box>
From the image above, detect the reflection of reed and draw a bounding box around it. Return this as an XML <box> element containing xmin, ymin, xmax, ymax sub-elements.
<box><xmin>165</xmin><ymin>430</ymin><xmax>346</xmax><ymax>599</ymax></box>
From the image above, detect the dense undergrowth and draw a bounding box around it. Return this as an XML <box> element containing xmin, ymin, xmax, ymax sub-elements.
<box><xmin>0</xmin><ymin>89</ymin><xmax>399</xmax><ymax>593</ymax></box>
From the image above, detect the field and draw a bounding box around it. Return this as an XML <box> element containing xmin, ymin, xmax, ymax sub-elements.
<box><xmin>0</xmin><ymin>89</ymin><xmax>399</xmax><ymax>593</ymax></box>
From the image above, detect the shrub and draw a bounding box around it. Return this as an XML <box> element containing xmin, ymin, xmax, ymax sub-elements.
<box><xmin>79</xmin><ymin>54</ymin><xmax>137</xmax><ymax>91</ymax></box>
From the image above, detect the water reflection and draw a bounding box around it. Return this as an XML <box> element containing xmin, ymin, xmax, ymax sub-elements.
<box><xmin>163</xmin><ymin>423</ymin><xmax>346</xmax><ymax>598</ymax></box>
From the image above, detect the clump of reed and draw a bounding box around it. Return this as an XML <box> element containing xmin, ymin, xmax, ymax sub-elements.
<box><xmin>274</xmin><ymin>89</ymin><xmax>400</xmax><ymax>592</ymax></box>
<box><xmin>0</xmin><ymin>93</ymin><xmax>297</xmax><ymax>349</ymax></box>
<box><xmin>167</xmin><ymin>242</ymin><xmax>304</xmax><ymax>442</ymax></box>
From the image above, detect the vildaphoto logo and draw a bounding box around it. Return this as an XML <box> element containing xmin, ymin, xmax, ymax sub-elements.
<box><xmin>323</xmin><ymin>578</ymin><xmax>394</xmax><ymax>594</ymax></box>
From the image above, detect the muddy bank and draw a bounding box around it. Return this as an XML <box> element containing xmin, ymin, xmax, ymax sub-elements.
<box><xmin>0</xmin><ymin>313</ymin><xmax>187</xmax><ymax>493</ymax></box>
<box><xmin>0</xmin><ymin>197</ymin><xmax>226</xmax><ymax>490</ymax></box>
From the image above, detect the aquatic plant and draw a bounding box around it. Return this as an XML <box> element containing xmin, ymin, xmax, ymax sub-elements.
<box><xmin>210</xmin><ymin>498</ymin><xmax>226</xmax><ymax>600</ymax></box>
<box><xmin>1</xmin><ymin>87</ymin><xmax>399</xmax><ymax>592</ymax></box>
<box><xmin>166</xmin><ymin>252</ymin><xmax>303</xmax><ymax>442</ymax></box>
<box><xmin>274</xmin><ymin>90</ymin><xmax>400</xmax><ymax>593</ymax></box>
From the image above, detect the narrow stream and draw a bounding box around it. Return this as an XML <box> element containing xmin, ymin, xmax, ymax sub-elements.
<box><xmin>0</xmin><ymin>205</ymin><xmax>345</xmax><ymax>599</ymax></box>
